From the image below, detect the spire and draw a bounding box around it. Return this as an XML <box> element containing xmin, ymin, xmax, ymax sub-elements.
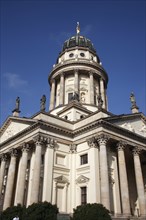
<box><xmin>130</xmin><ymin>92</ymin><xmax>139</xmax><ymax>113</ymax></box>
<box><xmin>76</xmin><ymin>22</ymin><xmax>80</xmax><ymax>35</ymax></box>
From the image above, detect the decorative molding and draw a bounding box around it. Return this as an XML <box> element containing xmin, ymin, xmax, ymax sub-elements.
<box><xmin>76</xmin><ymin>175</ymin><xmax>89</xmax><ymax>184</ymax></box>
<box><xmin>54</xmin><ymin>175</ymin><xmax>69</xmax><ymax>184</ymax></box>
<box><xmin>69</xmin><ymin>144</ymin><xmax>77</xmax><ymax>153</ymax></box>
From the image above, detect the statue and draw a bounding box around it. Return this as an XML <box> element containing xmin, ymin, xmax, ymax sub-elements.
<box><xmin>40</xmin><ymin>95</ymin><xmax>46</xmax><ymax>111</ymax></box>
<box><xmin>130</xmin><ymin>92</ymin><xmax>136</xmax><ymax>107</ymax></box>
<box><xmin>15</xmin><ymin>97</ymin><xmax>20</xmax><ymax>111</ymax></box>
<box><xmin>76</xmin><ymin>22</ymin><xmax>80</xmax><ymax>34</ymax></box>
<box><xmin>71</xmin><ymin>92</ymin><xmax>79</xmax><ymax>102</ymax></box>
<box><xmin>97</xmin><ymin>93</ymin><xmax>103</xmax><ymax>110</ymax></box>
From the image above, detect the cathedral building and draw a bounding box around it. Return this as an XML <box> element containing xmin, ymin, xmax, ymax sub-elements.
<box><xmin>0</xmin><ymin>24</ymin><xmax>146</xmax><ymax>219</ymax></box>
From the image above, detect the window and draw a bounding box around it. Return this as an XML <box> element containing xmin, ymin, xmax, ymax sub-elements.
<box><xmin>68</xmin><ymin>92</ymin><xmax>73</xmax><ymax>102</ymax></box>
<box><xmin>80</xmin><ymin>154</ymin><xmax>88</xmax><ymax>165</ymax></box>
<box><xmin>81</xmin><ymin>187</ymin><xmax>87</xmax><ymax>205</ymax></box>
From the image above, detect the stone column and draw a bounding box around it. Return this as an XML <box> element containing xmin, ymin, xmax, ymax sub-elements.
<box><xmin>117</xmin><ymin>141</ymin><xmax>130</xmax><ymax>215</ymax></box>
<box><xmin>15</xmin><ymin>143</ymin><xmax>30</xmax><ymax>205</ymax></box>
<box><xmin>0</xmin><ymin>154</ymin><xmax>7</xmax><ymax>195</ymax></box>
<box><xmin>87</xmin><ymin>137</ymin><xmax>100</xmax><ymax>203</ymax></box>
<box><xmin>30</xmin><ymin>135</ymin><xmax>45</xmax><ymax>204</ymax></box>
<box><xmin>74</xmin><ymin>69</ymin><xmax>79</xmax><ymax>94</ymax></box>
<box><xmin>49</xmin><ymin>79</ymin><xmax>56</xmax><ymax>110</ymax></box>
<box><xmin>133</xmin><ymin>147</ymin><xmax>146</xmax><ymax>216</ymax></box>
<box><xmin>90</xmin><ymin>71</ymin><xmax>94</xmax><ymax>104</ymax></box>
<box><xmin>59</xmin><ymin>73</ymin><xmax>64</xmax><ymax>105</ymax></box>
<box><xmin>3</xmin><ymin>149</ymin><xmax>18</xmax><ymax>210</ymax></box>
<box><xmin>63</xmin><ymin>183</ymin><xmax>68</xmax><ymax>212</ymax></box>
<box><xmin>42</xmin><ymin>138</ymin><xmax>57</xmax><ymax>202</ymax></box>
<box><xmin>100</xmin><ymin>77</ymin><xmax>105</xmax><ymax>108</ymax></box>
<box><xmin>96</xmin><ymin>134</ymin><xmax>110</xmax><ymax>210</ymax></box>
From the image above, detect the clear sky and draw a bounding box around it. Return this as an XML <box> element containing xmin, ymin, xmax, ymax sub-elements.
<box><xmin>0</xmin><ymin>0</ymin><xmax>146</xmax><ymax>126</ymax></box>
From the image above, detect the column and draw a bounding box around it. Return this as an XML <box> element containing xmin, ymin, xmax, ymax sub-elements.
<box><xmin>90</xmin><ymin>71</ymin><xmax>94</xmax><ymax>104</ymax></box>
<box><xmin>0</xmin><ymin>154</ymin><xmax>7</xmax><ymax>195</ymax></box>
<box><xmin>96</xmin><ymin>134</ymin><xmax>110</xmax><ymax>210</ymax></box>
<box><xmin>74</xmin><ymin>69</ymin><xmax>79</xmax><ymax>94</ymax></box>
<box><xmin>30</xmin><ymin>136</ymin><xmax>44</xmax><ymax>204</ymax></box>
<box><xmin>59</xmin><ymin>73</ymin><xmax>64</xmax><ymax>105</ymax></box>
<box><xmin>49</xmin><ymin>79</ymin><xmax>55</xmax><ymax>110</ymax></box>
<box><xmin>3</xmin><ymin>149</ymin><xmax>18</xmax><ymax>210</ymax></box>
<box><xmin>117</xmin><ymin>141</ymin><xmax>130</xmax><ymax>215</ymax></box>
<box><xmin>42</xmin><ymin>138</ymin><xmax>57</xmax><ymax>202</ymax></box>
<box><xmin>133</xmin><ymin>147</ymin><xmax>146</xmax><ymax>216</ymax></box>
<box><xmin>15</xmin><ymin>143</ymin><xmax>30</xmax><ymax>205</ymax></box>
<box><xmin>100</xmin><ymin>77</ymin><xmax>105</xmax><ymax>108</ymax></box>
<box><xmin>87</xmin><ymin>137</ymin><xmax>100</xmax><ymax>203</ymax></box>
<box><xmin>63</xmin><ymin>183</ymin><xmax>68</xmax><ymax>212</ymax></box>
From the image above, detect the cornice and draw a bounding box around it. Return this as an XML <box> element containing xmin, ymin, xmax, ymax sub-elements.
<box><xmin>48</xmin><ymin>60</ymin><xmax>108</xmax><ymax>83</ymax></box>
<box><xmin>1</xmin><ymin>116</ymin><xmax>146</xmax><ymax>148</ymax></box>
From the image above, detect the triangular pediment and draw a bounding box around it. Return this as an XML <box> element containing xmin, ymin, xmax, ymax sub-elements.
<box><xmin>54</xmin><ymin>175</ymin><xmax>69</xmax><ymax>183</ymax></box>
<box><xmin>0</xmin><ymin>117</ymin><xmax>36</xmax><ymax>143</ymax></box>
<box><xmin>105</xmin><ymin>113</ymin><xmax>146</xmax><ymax>137</ymax></box>
<box><xmin>76</xmin><ymin>175</ymin><xmax>89</xmax><ymax>184</ymax></box>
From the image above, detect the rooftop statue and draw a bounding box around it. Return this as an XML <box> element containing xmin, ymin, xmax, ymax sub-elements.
<box><xmin>15</xmin><ymin>97</ymin><xmax>20</xmax><ymax>111</ymax></box>
<box><xmin>76</xmin><ymin>22</ymin><xmax>80</xmax><ymax>34</ymax></box>
<box><xmin>40</xmin><ymin>95</ymin><xmax>46</xmax><ymax>111</ymax></box>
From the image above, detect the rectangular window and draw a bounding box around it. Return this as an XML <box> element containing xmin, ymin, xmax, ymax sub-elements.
<box><xmin>68</xmin><ymin>92</ymin><xmax>73</xmax><ymax>102</ymax></box>
<box><xmin>80</xmin><ymin>154</ymin><xmax>88</xmax><ymax>165</ymax></box>
<box><xmin>81</xmin><ymin>187</ymin><xmax>87</xmax><ymax>205</ymax></box>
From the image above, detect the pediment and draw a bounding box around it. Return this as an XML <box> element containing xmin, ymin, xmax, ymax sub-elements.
<box><xmin>54</xmin><ymin>175</ymin><xmax>69</xmax><ymax>183</ymax></box>
<box><xmin>0</xmin><ymin>117</ymin><xmax>36</xmax><ymax>143</ymax></box>
<box><xmin>76</xmin><ymin>175</ymin><xmax>89</xmax><ymax>184</ymax></box>
<box><xmin>106</xmin><ymin>113</ymin><xmax>146</xmax><ymax>137</ymax></box>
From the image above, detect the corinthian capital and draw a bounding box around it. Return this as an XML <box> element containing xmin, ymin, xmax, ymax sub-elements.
<box><xmin>117</xmin><ymin>141</ymin><xmax>127</xmax><ymax>151</ymax></box>
<box><xmin>33</xmin><ymin>135</ymin><xmax>47</xmax><ymax>145</ymax></box>
<box><xmin>22</xmin><ymin>143</ymin><xmax>30</xmax><ymax>152</ymax></box>
<box><xmin>96</xmin><ymin>134</ymin><xmax>109</xmax><ymax>145</ymax></box>
<box><xmin>9</xmin><ymin>148</ymin><xmax>18</xmax><ymax>157</ymax></box>
<box><xmin>69</xmin><ymin>144</ymin><xmax>77</xmax><ymax>153</ymax></box>
<box><xmin>87</xmin><ymin>137</ymin><xmax>98</xmax><ymax>148</ymax></box>
<box><xmin>132</xmin><ymin>147</ymin><xmax>142</xmax><ymax>156</ymax></box>
<box><xmin>0</xmin><ymin>154</ymin><xmax>8</xmax><ymax>162</ymax></box>
<box><xmin>47</xmin><ymin>137</ymin><xmax>57</xmax><ymax>149</ymax></box>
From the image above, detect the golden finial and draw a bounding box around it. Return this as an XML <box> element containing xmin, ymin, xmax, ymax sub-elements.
<box><xmin>76</xmin><ymin>22</ymin><xmax>80</xmax><ymax>34</ymax></box>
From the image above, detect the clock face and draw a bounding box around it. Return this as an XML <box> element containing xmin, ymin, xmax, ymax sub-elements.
<box><xmin>80</xmin><ymin>52</ymin><xmax>85</xmax><ymax>57</ymax></box>
<box><xmin>69</xmin><ymin>53</ymin><xmax>74</xmax><ymax>58</ymax></box>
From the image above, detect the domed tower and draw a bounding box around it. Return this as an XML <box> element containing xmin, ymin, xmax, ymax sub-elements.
<box><xmin>48</xmin><ymin>23</ymin><xmax>108</xmax><ymax>120</ymax></box>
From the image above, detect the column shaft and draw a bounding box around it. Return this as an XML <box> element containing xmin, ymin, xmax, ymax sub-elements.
<box><xmin>59</xmin><ymin>74</ymin><xmax>64</xmax><ymax>105</ymax></box>
<box><xmin>42</xmin><ymin>143</ymin><xmax>54</xmax><ymax>202</ymax></box>
<box><xmin>100</xmin><ymin>78</ymin><xmax>105</xmax><ymax>108</ymax></box>
<box><xmin>97</xmin><ymin>135</ymin><xmax>110</xmax><ymax>210</ymax></box>
<box><xmin>15</xmin><ymin>144</ymin><xmax>29</xmax><ymax>205</ymax></box>
<box><xmin>3</xmin><ymin>149</ymin><xmax>17</xmax><ymax>210</ymax></box>
<box><xmin>133</xmin><ymin>148</ymin><xmax>146</xmax><ymax>216</ymax></box>
<box><xmin>30</xmin><ymin>140</ymin><xmax>42</xmax><ymax>204</ymax></box>
<box><xmin>90</xmin><ymin>72</ymin><xmax>94</xmax><ymax>104</ymax></box>
<box><xmin>74</xmin><ymin>69</ymin><xmax>79</xmax><ymax>94</ymax></box>
<box><xmin>0</xmin><ymin>155</ymin><xmax>7</xmax><ymax>195</ymax></box>
<box><xmin>117</xmin><ymin>142</ymin><xmax>130</xmax><ymax>215</ymax></box>
<box><xmin>49</xmin><ymin>79</ymin><xmax>55</xmax><ymax>110</ymax></box>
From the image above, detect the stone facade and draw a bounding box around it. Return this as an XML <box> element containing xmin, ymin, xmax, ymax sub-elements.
<box><xmin>0</xmin><ymin>28</ymin><xmax>146</xmax><ymax>219</ymax></box>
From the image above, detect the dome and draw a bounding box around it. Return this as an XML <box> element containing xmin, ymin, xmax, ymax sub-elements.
<box><xmin>62</xmin><ymin>34</ymin><xmax>96</xmax><ymax>54</ymax></box>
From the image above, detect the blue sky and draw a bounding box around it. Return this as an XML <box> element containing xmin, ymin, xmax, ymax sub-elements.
<box><xmin>1</xmin><ymin>0</ymin><xmax>146</xmax><ymax>126</ymax></box>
